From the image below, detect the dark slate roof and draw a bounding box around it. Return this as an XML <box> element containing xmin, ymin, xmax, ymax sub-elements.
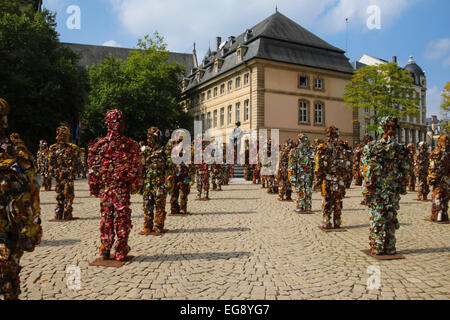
<box><xmin>62</xmin><ymin>42</ymin><xmax>194</xmax><ymax>72</ymax></box>
<box><xmin>255</xmin><ymin>37</ymin><xmax>353</xmax><ymax>73</ymax></box>
<box><xmin>252</xmin><ymin>12</ymin><xmax>344</xmax><ymax>53</ymax></box>
<box><xmin>183</xmin><ymin>12</ymin><xmax>352</xmax><ymax>92</ymax></box>
<box><xmin>404</xmin><ymin>62</ymin><xmax>424</xmax><ymax>77</ymax></box>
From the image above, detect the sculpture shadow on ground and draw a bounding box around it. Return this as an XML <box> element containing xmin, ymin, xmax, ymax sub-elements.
<box><xmin>345</xmin><ymin>222</ymin><xmax>411</xmax><ymax>229</ymax></box>
<box><xmin>169</xmin><ymin>227</ymin><xmax>250</xmax><ymax>233</ymax></box>
<box><xmin>398</xmin><ymin>247</ymin><xmax>450</xmax><ymax>255</ymax></box>
<box><xmin>194</xmin><ymin>211</ymin><xmax>256</xmax><ymax>216</ymax></box>
<box><xmin>210</xmin><ymin>198</ymin><xmax>260</xmax><ymax>201</ymax></box>
<box><xmin>136</xmin><ymin>251</ymin><xmax>252</xmax><ymax>262</ymax></box>
<box><xmin>40</xmin><ymin>239</ymin><xmax>81</xmax><ymax>246</ymax></box>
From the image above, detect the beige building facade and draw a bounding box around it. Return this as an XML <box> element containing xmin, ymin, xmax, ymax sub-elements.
<box><xmin>182</xmin><ymin>12</ymin><xmax>357</xmax><ymax>146</ymax></box>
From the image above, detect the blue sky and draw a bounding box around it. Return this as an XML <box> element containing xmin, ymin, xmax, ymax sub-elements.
<box><xmin>43</xmin><ymin>0</ymin><xmax>450</xmax><ymax>117</ymax></box>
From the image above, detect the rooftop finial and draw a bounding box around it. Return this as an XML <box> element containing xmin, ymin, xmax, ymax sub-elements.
<box><xmin>192</xmin><ymin>41</ymin><xmax>198</xmax><ymax>69</ymax></box>
<box><xmin>275</xmin><ymin>5</ymin><xmax>278</xmax><ymax>12</ymax></box>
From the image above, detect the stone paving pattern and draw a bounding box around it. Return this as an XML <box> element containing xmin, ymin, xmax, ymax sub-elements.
<box><xmin>19</xmin><ymin>180</ymin><xmax>450</xmax><ymax>300</ymax></box>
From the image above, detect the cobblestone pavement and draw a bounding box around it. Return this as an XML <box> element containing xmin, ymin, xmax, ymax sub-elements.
<box><xmin>19</xmin><ymin>179</ymin><xmax>449</xmax><ymax>300</ymax></box>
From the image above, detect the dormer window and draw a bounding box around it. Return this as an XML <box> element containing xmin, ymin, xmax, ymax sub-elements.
<box><xmin>214</xmin><ymin>58</ymin><xmax>224</xmax><ymax>73</ymax></box>
<box><xmin>244</xmin><ymin>29</ymin><xmax>253</xmax><ymax>42</ymax></box>
<box><xmin>221</xmin><ymin>47</ymin><xmax>228</xmax><ymax>57</ymax></box>
<box><xmin>236</xmin><ymin>45</ymin><xmax>248</xmax><ymax>62</ymax></box>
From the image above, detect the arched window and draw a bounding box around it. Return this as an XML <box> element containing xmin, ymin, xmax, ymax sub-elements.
<box><xmin>298</xmin><ymin>100</ymin><xmax>309</xmax><ymax>124</ymax></box>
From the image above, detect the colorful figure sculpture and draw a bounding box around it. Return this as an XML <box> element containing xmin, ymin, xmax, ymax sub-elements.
<box><xmin>168</xmin><ymin>137</ymin><xmax>192</xmax><ymax>215</ymax></box>
<box><xmin>37</xmin><ymin>140</ymin><xmax>52</xmax><ymax>191</ymax></box>
<box><xmin>340</xmin><ymin>140</ymin><xmax>353</xmax><ymax>189</ymax></box>
<box><xmin>140</xmin><ymin>127</ymin><xmax>168</xmax><ymax>233</ymax></box>
<box><xmin>353</xmin><ymin>135</ymin><xmax>373</xmax><ymax>187</ymax></box>
<box><xmin>0</xmin><ymin>98</ymin><xmax>42</xmax><ymax>300</ymax></box>
<box><xmin>288</xmin><ymin>134</ymin><xmax>314</xmax><ymax>212</ymax></box>
<box><xmin>362</xmin><ymin>116</ymin><xmax>409</xmax><ymax>255</ymax></box>
<box><xmin>414</xmin><ymin>141</ymin><xmax>430</xmax><ymax>201</ymax></box>
<box><xmin>211</xmin><ymin>163</ymin><xmax>223</xmax><ymax>191</ymax></box>
<box><xmin>428</xmin><ymin>133</ymin><xmax>449</xmax><ymax>222</ymax></box>
<box><xmin>48</xmin><ymin>125</ymin><xmax>79</xmax><ymax>220</ymax></box>
<box><xmin>261</xmin><ymin>138</ymin><xmax>277</xmax><ymax>193</ymax></box>
<box><xmin>314</xmin><ymin>127</ymin><xmax>347</xmax><ymax>229</ymax></box>
<box><xmin>78</xmin><ymin>147</ymin><xmax>88</xmax><ymax>179</ymax></box>
<box><xmin>195</xmin><ymin>142</ymin><xmax>210</xmax><ymax>200</ymax></box>
<box><xmin>277</xmin><ymin>140</ymin><xmax>293</xmax><ymax>201</ymax></box>
<box><xmin>407</xmin><ymin>142</ymin><xmax>416</xmax><ymax>192</ymax></box>
<box><xmin>88</xmin><ymin>109</ymin><xmax>142</xmax><ymax>260</ymax></box>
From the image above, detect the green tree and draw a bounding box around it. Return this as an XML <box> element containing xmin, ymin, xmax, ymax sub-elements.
<box><xmin>344</xmin><ymin>62</ymin><xmax>420</xmax><ymax>137</ymax></box>
<box><xmin>0</xmin><ymin>0</ymin><xmax>88</xmax><ymax>151</ymax></box>
<box><xmin>441</xmin><ymin>81</ymin><xmax>450</xmax><ymax>132</ymax></box>
<box><xmin>82</xmin><ymin>33</ymin><xmax>192</xmax><ymax>144</ymax></box>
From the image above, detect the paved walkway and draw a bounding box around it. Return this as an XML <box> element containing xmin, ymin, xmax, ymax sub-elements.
<box><xmin>20</xmin><ymin>180</ymin><xmax>449</xmax><ymax>300</ymax></box>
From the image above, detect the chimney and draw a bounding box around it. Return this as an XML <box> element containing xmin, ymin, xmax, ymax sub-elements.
<box><xmin>192</xmin><ymin>42</ymin><xmax>198</xmax><ymax>69</ymax></box>
<box><xmin>392</xmin><ymin>56</ymin><xmax>397</xmax><ymax>63</ymax></box>
<box><xmin>216</xmin><ymin>37</ymin><xmax>221</xmax><ymax>51</ymax></box>
<box><xmin>228</xmin><ymin>36</ymin><xmax>235</xmax><ymax>44</ymax></box>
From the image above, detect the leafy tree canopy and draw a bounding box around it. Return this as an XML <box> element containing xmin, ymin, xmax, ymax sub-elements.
<box><xmin>0</xmin><ymin>0</ymin><xmax>88</xmax><ymax>151</ymax></box>
<box><xmin>81</xmin><ymin>33</ymin><xmax>192</xmax><ymax>145</ymax></box>
<box><xmin>344</xmin><ymin>62</ymin><xmax>420</xmax><ymax>135</ymax></box>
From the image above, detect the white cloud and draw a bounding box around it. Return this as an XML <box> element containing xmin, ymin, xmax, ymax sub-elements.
<box><xmin>108</xmin><ymin>0</ymin><xmax>417</xmax><ymax>57</ymax></box>
<box><xmin>425</xmin><ymin>38</ymin><xmax>450</xmax><ymax>68</ymax></box>
<box><xmin>314</xmin><ymin>0</ymin><xmax>413</xmax><ymax>34</ymax></box>
<box><xmin>102</xmin><ymin>40</ymin><xmax>123</xmax><ymax>47</ymax></box>
<box><xmin>427</xmin><ymin>86</ymin><xmax>444</xmax><ymax>117</ymax></box>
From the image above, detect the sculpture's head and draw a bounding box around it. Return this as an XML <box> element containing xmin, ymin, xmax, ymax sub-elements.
<box><xmin>56</xmin><ymin>125</ymin><xmax>70</xmax><ymax>143</ymax></box>
<box><xmin>325</xmin><ymin>126</ymin><xmax>339</xmax><ymax>142</ymax></box>
<box><xmin>105</xmin><ymin>109</ymin><xmax>124</xmax><ymax>134</ymax></box>
<box><xmin>0</xmin><ymin>98</ymin><xmax>10</xmax><ymax>130</ymax></box>
<box><xmin>379</xmin><ymin>116</ymin><xmax>399</xmax><ymax>138</ymax></box>
<box><xmin>362</xmin><ymin>135</ymin><xmax>373</xmax><ymax>145</ymax></box>
<box><xmin>418</xmin><ymin>141</ymin><xmax>428</xmax><ymax>152</ymax></box>
<box><xmin>296</xmin><ymin>134</ymin><xmax>309</xmax><ymax>148</ymax></box>
<box><xmin>39</xmin><ymin>140</ymin><xmax>48</xmax><ymax>149</ymax></box>
<box><xmin>147</xmin><ymin>126</ymin><xmax>161</xmax><ymax>149</ymax></box>
<box><xmin>10</xmin><ymin>132</ymin><xmax>22</xmax><ymax>145</ymax></box>
<box><xmin>407</xmin><ymin>142</ymin><xmax>415</xmax><ymax>153</ymax></box>
<box><xmin>437</xmin><ymin>133</ymin><xmax>449</xmax><ymax>151</ymax></box>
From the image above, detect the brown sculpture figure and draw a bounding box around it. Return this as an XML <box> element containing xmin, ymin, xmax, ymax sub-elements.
<box><xmin>0</xmin><ymin>98</ymin><xmax>42</xmax><ymax>300</ymax></box>
<box><xmin>407</xmin><ymin>142</ymin><xmax>416</xmax><ymax>192</ymax></box>
<box><xmin>314</xmin><ymin>127</ymin><xmax>347</xmax><ymax>229</ymax></box>
<box><xmin>428</xmin><ymin>133</ymin><xmax>449</xmax><ymax>222</ymax></box>
<box><xmin>414</xmin><ymin>141</ymin><xmax>430</xmax><ymax>201</ymax></box>
<box><xmin>48</xmin><ymin>125</ymin><xmax>79</xmax><ymax>220</ymax></box>
<box><xmin>37</xmin><ymin>140</ymin><xmax>52</xmax><ymax>191</ymax></box>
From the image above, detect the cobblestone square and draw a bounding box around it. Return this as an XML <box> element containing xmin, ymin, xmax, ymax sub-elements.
<box><xmin>19</xmin><ymin>180</ymin><xmax>450</xmax><ymax>300</ymax></box>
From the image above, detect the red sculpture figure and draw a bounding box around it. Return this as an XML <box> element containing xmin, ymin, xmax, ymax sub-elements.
<box><xmin>88</xmin><ymin>109</ymin><xmax>142</xmax><ymax>261</ymax></box>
